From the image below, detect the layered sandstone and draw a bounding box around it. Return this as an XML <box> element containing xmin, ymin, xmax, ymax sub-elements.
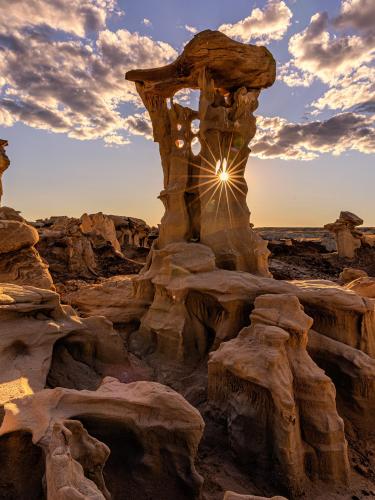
<box><xmin>0</xmin><ymin>283</ymin><xmax>130</xmax><ymax>404</ymax></box>
<box><xmin>125</xmin><ymin>242</ymin><xmax>375</xmax><ymax>362</ymax></box>
<box><xmin>0</xmin><ymin>377</ymin><xmax>204</xmax><ymax>499</ymax></box>
<box><xmin>0</xmin><ymin>215</ymin><xmax>54</xmax><ymax>290</ymax></box>
<box><xmin>208</xmin><ymin>295</ymin><xmax>349</xmax><ymax>495</ymax></box>
<box><xmin>35</xmin><ymin>214</ymin><xmax>152</xmax><ymax>282</ymax></box>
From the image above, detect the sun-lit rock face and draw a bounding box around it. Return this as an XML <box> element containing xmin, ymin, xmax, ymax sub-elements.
<box><xmin>0</xmin><ymin>283</ymin><xmax>131</xmax><ymax>404</ymax></box>
<box><xmin>339</xmin><ymin>267</ymin><xmax>368</xmax><ymax>284</ymax></box>
<box><xmin>0</xmin><ymin>217</ymin><xmax>54</xmax><ymax>290</ymax></box>
<box><xmin>126</xmin><ymin>29</ymin><xmax>275</xmax><ymax>276</ymax></box>
<box><xmin>0</xmin><ymin>139</ymin><xmax>10</xmax><ymax>206</ymax></box>
<box><xmin>80</xmin><ymin>212</ymin><xmax>123</xmax><ymax>256</ymax></box>
<box><xmin>345</xmin><ymin>276</ymin><xmax>375</xmax><ymax>298</ymax></box>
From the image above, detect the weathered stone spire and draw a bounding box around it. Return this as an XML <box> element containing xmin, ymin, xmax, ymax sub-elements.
<box><xmin>126</xmin><ymin>30</ymin><xmax>276</xmax><ymax>276</ymax></box>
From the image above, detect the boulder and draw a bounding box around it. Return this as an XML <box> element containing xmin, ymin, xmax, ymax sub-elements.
<box><xmin>0</xmin><ymin>220</ymin><xmax>39</xmax><ymax>254</ymax></box>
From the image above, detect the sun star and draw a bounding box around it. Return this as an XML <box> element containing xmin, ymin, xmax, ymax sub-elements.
<box><xmin>219</xmin><ymin>170</ymin><xmax>229</xmax><ymax>182</ymax></box>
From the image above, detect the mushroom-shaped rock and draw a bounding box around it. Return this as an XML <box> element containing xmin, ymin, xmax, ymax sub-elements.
<box><xmin>340</xmin><ymin>211</ymin><xmax>363</xmax><ymax>226</ymax></box>
<box><xmin>126</xmin><ymin>30</ymin><xmax>274</xmax><ymax>276</ymax></box>
<box><xmin>126</xmin><ymin>30</ymin><xmax>276</xmax><ymax>97</ymax></box>
<box><xmin>324</xmin><ymin>211</ymin><xmax>364</xmax><ymax>259</ymax></box>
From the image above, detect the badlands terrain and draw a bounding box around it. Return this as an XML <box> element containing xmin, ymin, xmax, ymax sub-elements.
<box><xmin>1</xmin><ymin>30</ymin><xmax>375</xmax><ymax>500</ymax></box>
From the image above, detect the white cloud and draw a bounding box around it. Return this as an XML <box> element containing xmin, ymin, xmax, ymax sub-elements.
<box><xmin>281</xmin><ymin>11</ymin><xmax>375</xmax><ymax>86</ymax></box>
<box><xmin>279</xmin><ymin>62</ymin><xmax>314</xmax><ymax>87</ymax></box>
<box><xmin>312</xmin><ymin>65</ymin><xmax>375</xmax><ymax>112</ymax></box>
<box><xmin>104</xmin><ymin>134</ymin><xmax>131</xmax><ymax>146</ymax></box>
<box><xmin>0</xmin><ymin>0</ymin><xmax>119</xmax><ymax>37</ymax></box>
<box><xmin>0</xmin><ymin>108</ymin><xmax>15</xmax><ymax>127</ymax></box>
<box><xmin>0</xmin><ymin>4</ymin><xmax>177</xmax><ymax>145</ymax></box>
<box><xmin>184</xmin><ymin>25</ymin><xmax>198</xmax><ymax>34</ymax></box>
<box><xmin>142</xmin><ymin>18</ymin><xmax>152</xmax><ymax>27</ymax></box>
<box><xmin>123</xmin><ymin>112</ymin><xmax>153</xmax><ymax>140</ymax></box>
<box><xmin>219</xmin><ymin>0</ymin><xmax>293</xmax><ymax>44</ymax></box>
<box><xmin>253</xmin><ymin>112</ymin><xmax>375</xmax><ymax>160</ymax></box>
<box><xmin>334</xmin><ymin>0</ymin><xmax>375</xmax><ymax>34</ymax></box>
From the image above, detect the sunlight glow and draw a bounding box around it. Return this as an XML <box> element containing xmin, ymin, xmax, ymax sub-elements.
<box><xmin>219</xmin><ymin>170</ymin><xmax>229</xmax><ymax>182</ymax></box>
<box><xmin>188</xmin><ymin>132</ymin><xmax>248</xmax><ymax>228</ymax></box>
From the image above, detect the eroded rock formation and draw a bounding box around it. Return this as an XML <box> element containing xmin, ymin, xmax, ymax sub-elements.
<box><xmin>126</xmin><ymin>29</ymin><xmax>274</xmax><ymax>275</ymax></box>
<box><xmin>325</xmin><ymin>211</ymin><xmax>364</xmax><ymax>259</ymax></box>
<box><xmin>124</xmin><ymin>241</ymin><xmax>375</xmax><ymax>363</ymax></box>
<box><xmin>0</xmin><ymin>283</ymin><xmax>131</xmax><ymax>404</ymax></box>
<box><xmin>80</xmin><ymin>212</ymin><xmax>123</xmax><ymax>256</ymax></box>
<box><xmin>308</xmin><ymin>329</ymin><xmax>375</xmax><ymax>439</ymax></box>
<box><xmin>45</xmin><ymin>419</ymin><xmax>111</xmax><ymax>500</ymax></box>
<box><xmin>0</xmin><ymin>218</ymin><xmax>54</xmax><ymax>289</ymax></box>
<box><xmin>0</xmin><ymin>377</ymin><xmax>204</xmax><ymax>499</ymax></box>
<box><xmin>63</xmin><ymin>275</ymin><xmax>142</xmax><ymax>326</ymax></box>
<box><xmin>34</xmin><ymin>214</ymin><xmax>152</xmax><ymax>283</ymax></box>
<box><xmin>208</xmin><ymin>294</ymin><xmax>350</xmax><ymax>495</ymax></box>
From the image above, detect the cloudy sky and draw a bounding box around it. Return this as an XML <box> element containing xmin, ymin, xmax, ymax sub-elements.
<box><xmin>0</xmin><ymin>0</ymin><xmax>374</xmax><ymax>226</ymax></box>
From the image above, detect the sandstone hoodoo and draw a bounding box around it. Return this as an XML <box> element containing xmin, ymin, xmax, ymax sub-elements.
<box><xmin>325</xmin><ymin>211</ymin><xmax>364</xmax><ymax>259</ymax></box>
<box><xmin>208</xmin><ymin>295</ymin><xmax>350</xmax><ymax>495</ymax></box>
<box><xmin>126</xmin><ymin>29</ymin><xmax>275</xmax><ymax>276</ymax></box>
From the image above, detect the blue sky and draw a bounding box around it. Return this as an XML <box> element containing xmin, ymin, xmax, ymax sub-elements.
<box><xmin>0</xmin><ymin>0</ymin><xmax>374</xmax><ymax>226</ymax></box>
